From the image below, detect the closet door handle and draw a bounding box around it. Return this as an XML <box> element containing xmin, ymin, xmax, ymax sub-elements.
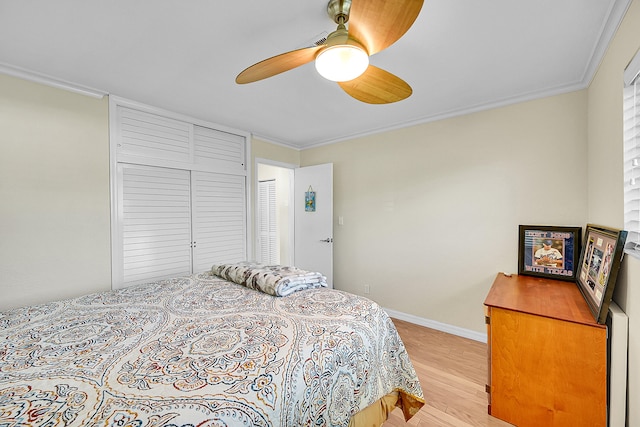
<box><xmin>320</xmin><ymin>238</ymin><xmax>333</xmax><ymax>243</ymax></box>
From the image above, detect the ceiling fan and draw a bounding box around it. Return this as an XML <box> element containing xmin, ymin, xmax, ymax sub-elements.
<box><xmin>235</xmin><ymin>0</ymin><xmax>424</xmax><ymax>104</ymax></box>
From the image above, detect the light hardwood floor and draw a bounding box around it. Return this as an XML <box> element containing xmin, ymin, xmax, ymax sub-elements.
<box><xmin>382</xmin><ymin>319</ymin><xmax>514</xmax><ymax>427</ymax></box>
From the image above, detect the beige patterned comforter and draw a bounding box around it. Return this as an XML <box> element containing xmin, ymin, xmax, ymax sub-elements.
<box><xmin>0</xmin><ymin>272</ymin><xmax>424</xmax><ymax>426</ymax></box>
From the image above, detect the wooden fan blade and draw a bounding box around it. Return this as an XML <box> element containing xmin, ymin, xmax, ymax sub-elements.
<box><xmin>348</xmin><ymin>0</ymin><xmax>424</xmax><ymax>56</ymax></box>
<box><xmin>338</xmin><ymin>65</ymin><xmax>412</xmax><ymax>104</ymax></box>
<box><xmin>236</xmin><ymin>45</ymin><xmax>324</xmax><ymax>84</ymax></box>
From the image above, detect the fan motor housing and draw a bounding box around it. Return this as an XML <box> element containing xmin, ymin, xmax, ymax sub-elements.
<box><xmin>327</xmin><ymin>0</ymin><xmax>352</xmax><ymax>24</ymax></box>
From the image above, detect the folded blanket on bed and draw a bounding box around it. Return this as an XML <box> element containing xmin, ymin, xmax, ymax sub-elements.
<box><xmin>211</xmin><ymin>262</ymin><xmax>328</xmax><ymax>296</ymax></box>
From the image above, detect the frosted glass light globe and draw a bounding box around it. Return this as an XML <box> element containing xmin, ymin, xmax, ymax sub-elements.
<box><xmin>315</xmin><ymin>45</ymin><xmax>369</xmax><ymax>82</ymax></box>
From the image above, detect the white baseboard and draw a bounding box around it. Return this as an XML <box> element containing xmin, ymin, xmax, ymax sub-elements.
<box><xmin>383</xmin><ymin>307</ymin><xmax>487</xmax><ymax>343</ymax></box>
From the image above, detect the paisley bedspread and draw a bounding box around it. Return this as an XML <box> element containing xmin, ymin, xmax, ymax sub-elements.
<box><xmin>0</xmin><ymin>272</ymin><xmax>424</xmax><ymax>426</ymax></box>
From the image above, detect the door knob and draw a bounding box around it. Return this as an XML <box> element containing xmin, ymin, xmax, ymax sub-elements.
<box><xmin>320</xmin><ymin>237</ymin><xmax>333</xmax><ymax>243</ymax></box>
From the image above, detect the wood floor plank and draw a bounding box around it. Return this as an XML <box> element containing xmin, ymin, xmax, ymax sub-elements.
<box><xmin>383</xmin><ymin>318</ymin><xmax>514</xmax><ymax>427</ymax></box>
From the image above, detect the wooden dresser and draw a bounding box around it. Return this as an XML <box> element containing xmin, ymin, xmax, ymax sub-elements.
<box><xmin>484</xmin><ymin>273</ymin><xmax>607</xmax><ymax>427</ymax></box>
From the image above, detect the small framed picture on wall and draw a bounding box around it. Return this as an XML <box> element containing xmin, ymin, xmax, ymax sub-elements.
<box><xmin>518</xmin><ymin>225</ymin><xmax>582</xmax><ymax>281</ymax></box>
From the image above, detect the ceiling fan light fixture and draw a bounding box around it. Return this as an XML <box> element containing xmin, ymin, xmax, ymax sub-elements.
<box><xmin>315</xmin><ymin>44</ymin><xmax>369</xmax><ymax>82</ymax></box>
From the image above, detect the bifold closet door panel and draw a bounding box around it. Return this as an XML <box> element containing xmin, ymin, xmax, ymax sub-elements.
<box><xmin>118</xmin><ymin>163</ymin><xmax>193</xmax><ymax>287</ymax></box>
<box><xmin>191</xmin><ymin>171</ymin><xmax>247</xmax><ymax>273</ymax></box>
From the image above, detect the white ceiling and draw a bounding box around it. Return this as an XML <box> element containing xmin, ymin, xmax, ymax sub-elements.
<box><xmin>0</xmin><ymin>0</ymin><xmax>631</xmax><ymax>149</ymax></box>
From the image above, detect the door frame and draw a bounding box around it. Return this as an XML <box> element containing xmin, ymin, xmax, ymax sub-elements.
<box><xmin>254</xmin><ymin>158</ymin><xmax>296</xmax><ymax>265</ymax></box>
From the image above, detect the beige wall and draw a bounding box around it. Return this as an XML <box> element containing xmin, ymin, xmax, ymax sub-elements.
<box><xmin>588</xmin><ymin>0</ymin><xmax>640</xmax><ymax>424</ymax></box>
<box><xmin>301</xmin><ymin>90</ymin><xmax>588</xmax><ymax>332</ymax></box>
<box><xmin>252</xmin><ymin>137</ymin><xmax>300</xmax><ymax>166</ymax></box>
<box><xmin>0</xmin><ymin>74</ymin><xmax>111</xmax><ymax>310</ymax></box>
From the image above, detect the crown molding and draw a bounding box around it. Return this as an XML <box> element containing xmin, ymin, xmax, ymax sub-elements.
<box><xmin>0</xmin><ymin>62</ymin><xmax>107</xmax><ymax>99</ymax></box>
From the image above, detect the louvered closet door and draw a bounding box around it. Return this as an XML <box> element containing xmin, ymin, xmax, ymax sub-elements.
<box><xmin>194</xmin><ymin>125</ymin><xmax>245</xmax><ymax>171</ymax></box>
<box><xmin>191</xmin><ymin>171</ymin><xmax>247</xmax><ymax>272</ymax></box>
<box><xmin>119</xmin><ymin>164</ymin><xmax>192</xmax><ymax>286</ymax></box>
<box><xmin>118</xmin><ymin>106</ymin><xmax>191</xmax><ymax>162</ymax></box>
<box><xmin>257</xmin><ymin>180</ymin><xmax>278</xmax><ymax>264</ymax></box>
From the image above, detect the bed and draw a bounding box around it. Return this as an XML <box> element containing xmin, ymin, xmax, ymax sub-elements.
<box><xmin>0</xmin><ymin>266</ymin><xmax>424</xmax><ymax>426</ymax></box>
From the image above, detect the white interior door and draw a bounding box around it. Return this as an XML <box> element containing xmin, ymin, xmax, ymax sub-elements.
<box><xmin>294</xmin><ymin>163</ymin><xmax>333</xmax><ymax>287</ymax></box>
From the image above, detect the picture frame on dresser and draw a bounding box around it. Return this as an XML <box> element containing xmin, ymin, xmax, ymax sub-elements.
<box><xmin>517</xmin><ymin>225</ymin><xmax>582</xmax><ymax>281</ymax></box>
<box><xmin>577</xmin><ymin>224</ymin><xmax>628</xmax><ymax>324</ymax></box>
